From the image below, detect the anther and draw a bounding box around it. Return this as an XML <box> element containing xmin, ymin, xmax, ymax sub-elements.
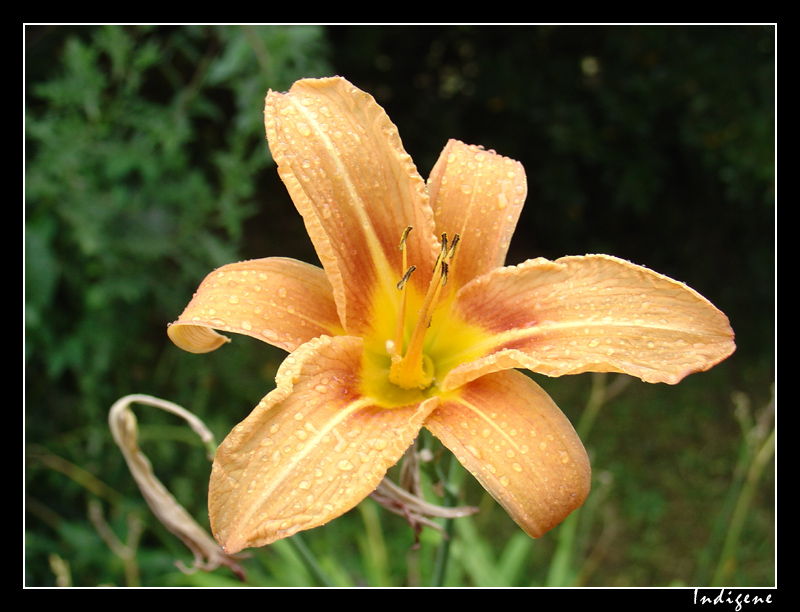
<box><xmin>447</xmin><ymin>233</ymin><xmax>460</xmax><ymax>259</ymax></box>
<box><xmin>439</xmin><ymin>234</ymin><xmax>448</xmax><ymax>259</ymax></box>
<box><xmin>399</xmin><ymin>226</ymin><xmax>413</xmax><ymax>250</ymax></box>
<box><xmin>397</xmin><ymin>265</ymin><xmax>416</xmax><ymax>290</ymax></box>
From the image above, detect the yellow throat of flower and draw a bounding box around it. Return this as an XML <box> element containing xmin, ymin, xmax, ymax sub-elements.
<box><xmin>387</xmin><ymin>228</ymin><xmax>459</xmax><ymax>391</ymax></box>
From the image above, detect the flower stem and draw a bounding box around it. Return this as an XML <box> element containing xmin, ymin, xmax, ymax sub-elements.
<box><xmin>711</xmin><ymin>425</ymin><xmax>774</xmax><ymax>586</ymax></box>
<box><xmin>430</xmin><ymin>453</ymin><xmax>465</xmax><ymax>587</ymax></box>
<box><xmin>287</xmin><ymin>533</ymin><xmax>335</xmax><ymax>587</ymax></box>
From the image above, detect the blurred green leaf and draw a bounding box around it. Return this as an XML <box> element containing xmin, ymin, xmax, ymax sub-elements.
<box><xmin>25</xmin><ymin>24</ymin><xmax>331</xmax><ymax>587</ymax></box>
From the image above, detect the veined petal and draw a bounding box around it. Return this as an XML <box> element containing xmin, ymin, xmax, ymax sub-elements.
<box><xmin>209</xmin><ymin>334</ymin><xmax>439</xmax><ymax>553</ymax></box>
<box><xmin>427</xmin><ymin>139</ymin><xmax>527</xmax><ymax>291</ymax></box>
<box><xmin>443</xmin><ymin>254</ymin><xmax>735</xmax><ymax>390</ymax></box>
<box><xmin>167</xmin><ymin>257</ymin><xmax>343</xmax><ymax>354</ymax></box>
<box><xmin>426</xmin><ymin>370</ymin><xmax>590</xmax><ymax>538</ymax></box>
<box><xmin>265</xmin><ymin>77</ymin><xmax>439</xmax><ymax>337</ymax></box>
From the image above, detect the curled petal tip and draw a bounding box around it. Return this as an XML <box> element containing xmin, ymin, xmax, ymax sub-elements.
<box><xmin>167</xmin><ymin>322</ymin><xmax>231</xmax><ymax>354</ymax></box>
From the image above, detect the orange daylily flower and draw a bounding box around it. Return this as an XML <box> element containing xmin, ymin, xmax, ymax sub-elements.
<box><xmin>168</xmin><ymin>77</ymin><xmax>735</xmax><ymax>554</ymax></box>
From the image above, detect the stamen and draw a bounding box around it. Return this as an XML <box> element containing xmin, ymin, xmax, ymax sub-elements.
<box><xmin>389</xmin><ymin>230</ymin><xmax>459</xmax><ymax>390</ymax></box>
<box><xmin>393</xmin><ymin>227</ymin><xmax>414</xmax><ymax>357</ymax></box>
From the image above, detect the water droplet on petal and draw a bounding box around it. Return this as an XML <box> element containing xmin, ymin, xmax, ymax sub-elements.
<box><xmin>465</xmin><ymin>444</ymin><xmax>482</xmax><ymax>459</ymax></box>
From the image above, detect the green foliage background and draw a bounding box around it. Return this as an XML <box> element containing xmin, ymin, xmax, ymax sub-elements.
<box><xmin>25</xmin><ymin>25</ymin><xmax>774</xmax><ymax>587</ymax></box>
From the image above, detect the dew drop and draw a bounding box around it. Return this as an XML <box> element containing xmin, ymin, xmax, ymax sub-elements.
<box><xmin>465</xmin><ymin>444</ymin><xmax>482</xmax><ymax>459</ymax></box>
<box><xmin>261</xmin><ymin>329</ymin><xmax>279</xmax><ymax>342</ymax></box>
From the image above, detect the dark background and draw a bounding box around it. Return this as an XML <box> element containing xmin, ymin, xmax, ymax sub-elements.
<box><xmin>25</xmin><ymin>25</ymin><xmax>774</xmax><ymax>587</ymax></box>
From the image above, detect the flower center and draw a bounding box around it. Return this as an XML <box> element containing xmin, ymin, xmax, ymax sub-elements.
<box><xmin>387</xmin><ymin>228</ymin><xmax>459</xmax><ymax>390</ymax></box>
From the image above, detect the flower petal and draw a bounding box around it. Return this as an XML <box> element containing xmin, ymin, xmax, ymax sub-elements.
<box><xmin>427</xmin><ymin>139</ymin><xmax>527</xmax><ymax>291</ymax></box>
<box><xmin>426</xmin><ymin>370</ymin><xmax>590</xmax><ymax>538</ymax></box>
<box><xmin>443</xmin><ymin>254</ymin><xmax>735</xmax><ymax>389</ymax></box>
<box><xmin>265</xmin><ymin>77</ymin><xmax>439</xmax><ymax>338</ymax></box>
<box><xmin>209</xmin><ymin>334</ymin><xmax>439</xmax><ymax>553</ymax></box>
<box><xmin>168</xmin><ymin>257</ymin><xmax>344</xmax><ymax>354</ymax></box>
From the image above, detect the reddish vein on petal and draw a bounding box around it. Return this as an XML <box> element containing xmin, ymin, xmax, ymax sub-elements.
<box><xmin>428</xmin><ymin>139</ymin><xmax>527</xmax><ymax>291</ymax></box>
<box><xmin>264</xmin><ymin>78</ymin><xmax>439</xmax><ymax>338</ymax></box>
<box><xmin>444</xmin><ymin>254</ymin><xmax>735</xmax><ymax>389</ymax></box>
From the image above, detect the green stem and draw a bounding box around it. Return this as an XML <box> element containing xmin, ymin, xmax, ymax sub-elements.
<box><xmin>287</xmin><ymin>533</ymin><xmax>335</xmax><ymax>587</ymax></box>
<box><xmin>545</xmin><ymin>373</ymin><xmax>606</xmax><ymax>586</ymax></box>
<box><xmin>545</xmin><ymin>508</ymin><xmax>579</xmax><ymax>586</ymax></box>
<box><xmin>430</xmin><ymin>454</ymin><xmax>465</xmax><ymax>587</ymax></box>
<box><xmin>711</xmin><ymin>426</ymin><xmax>775</xmax><ymax>586</ymax></box>
<box><xmin>576</xmin><ymin>372</ymin><xmax>608</xmax><ymax>441</ymax></box>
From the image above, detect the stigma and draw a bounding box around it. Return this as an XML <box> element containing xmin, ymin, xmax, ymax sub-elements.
<box><xmin>388</xmin><ymin>227</ymin><xmax>459</xmax><ymax>390</ymax></box>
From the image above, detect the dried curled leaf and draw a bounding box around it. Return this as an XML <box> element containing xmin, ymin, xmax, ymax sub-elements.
<box><xmin>109</xmin><ymin>394</ymin><xmax>247</xmax><ymax>580</ymax></box>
